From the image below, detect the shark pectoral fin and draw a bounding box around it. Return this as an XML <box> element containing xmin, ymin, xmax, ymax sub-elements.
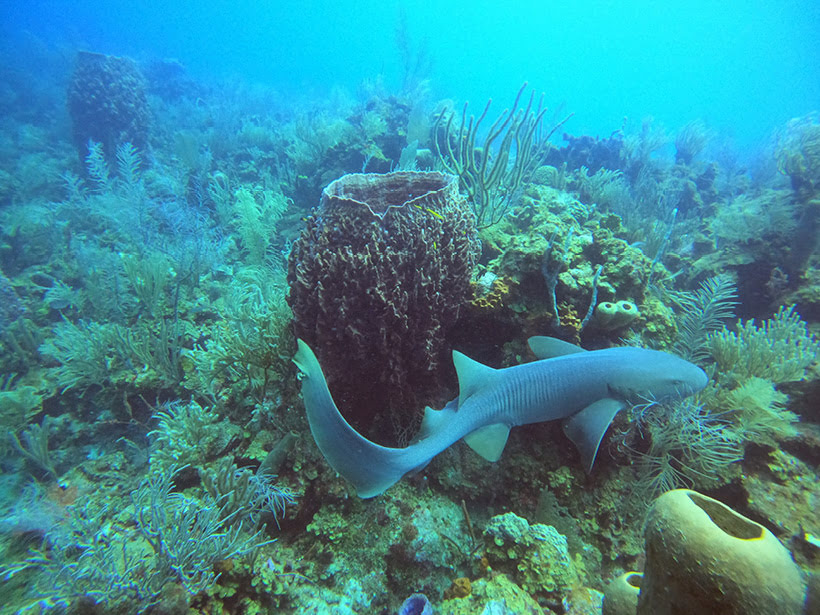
<box><xmin>562</xmin><ymin>398</ymin><xmax>625</xmax><ymax>473</ymax></box>
<box><xmin>452</xmin><ymin>350</ymin><xmax>499</xmax><ymax>406</ymax></box>
<box><xmin>527</xmin><ymin>336</ymin><xmax>587</xmax><ymax>360</ymax></box>
<box><xmin>463</xmin><ymin>423</ymin><xmax>511</xmax><ymax>462</ymax></box>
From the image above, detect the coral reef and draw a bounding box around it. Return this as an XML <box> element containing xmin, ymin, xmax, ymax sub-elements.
<box><xmin>287</xmin><ymin>171</ymin><xmax>479</xmax><ymax>441</ymax></box>
<box><xmin>455</xmin><ymin>181</ymin><xmax>675</xmax><ymax>354</ymax></box>
<box><xmin>0</xmin><ymin>41</ymin><xmax>817</xmax><ymax>615</ymax></box>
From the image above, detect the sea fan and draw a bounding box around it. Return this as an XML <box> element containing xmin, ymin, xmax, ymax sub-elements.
<box><xmin>116</xmin><ymin>141</ymin><xmax>142</xmax><ymax>188</ymax></box>
<box><xmin>670</xmin><ymin>275</ymin><xmax>737</xmax><ymax>363</ymax></box>
<box><xmin>84</xmin><ymin>140</ymin><xmax>110</xmax><ymax>191</ymax></box>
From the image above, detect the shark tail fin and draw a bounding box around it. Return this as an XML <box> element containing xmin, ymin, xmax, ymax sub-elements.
<box><xmin>293</xmin><ymin>339</ymin><xmax>412</xmax><ymax>498</ymax></box>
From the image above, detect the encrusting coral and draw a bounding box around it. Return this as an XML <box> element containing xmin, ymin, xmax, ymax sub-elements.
<box><xmin>483</xmin><ymin>512</ymin><xmax>580</xmax><ymax>601</ymax></box>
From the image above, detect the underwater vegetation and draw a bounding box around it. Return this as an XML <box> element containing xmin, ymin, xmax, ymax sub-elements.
<box><xmin>0</xmin><ymin>43</ymin><xmax>817</xmax><ymax>615</ymax></box>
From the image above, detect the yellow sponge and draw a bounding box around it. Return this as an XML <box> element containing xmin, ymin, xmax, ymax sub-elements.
<box><xmin>638</xmin><ymin>489</ymin><xmax>806</xmax><ymax>615</ymax></box>
<box><xmin>594</xmin><ymin>300</ymin><xmax>639</xmax><ymax>329</ymax></box>
<box><xmin>603</xmin><ymin>571</ymin><xmax>642</xmax><ymax>615</ymax></box>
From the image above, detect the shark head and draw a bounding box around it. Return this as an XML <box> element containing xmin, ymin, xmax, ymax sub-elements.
<box><xmin>606</xmin><ymin>347</ymin><xmax>709</xmax><ymax>404</ymax></box>
<box><xmin>560</xmin><ymin>345</ymin><xmax>709</xmax><ymax>473</ymax></box>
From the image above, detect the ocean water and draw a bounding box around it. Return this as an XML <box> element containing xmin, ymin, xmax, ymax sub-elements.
<box><xmin>0</xmin><ymin>2</ymin><xmax>817</xmax><ymax>614</ymax></box>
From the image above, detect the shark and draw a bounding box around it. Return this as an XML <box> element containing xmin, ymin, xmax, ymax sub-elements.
<box><xmin>293</xmin><ymin>336</ymin><xmax>708</xmax><ymax>498</ymax></box>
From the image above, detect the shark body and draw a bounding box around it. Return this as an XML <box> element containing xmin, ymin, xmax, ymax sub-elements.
<box><xmin>294</xmin><ymin>336</ymin><xmax>708</xmax><ymax>498</ymax></box>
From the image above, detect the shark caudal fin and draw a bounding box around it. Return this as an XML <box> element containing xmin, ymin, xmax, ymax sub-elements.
<box><xmin>293</xmin><ymin>339</ymin><xmax>418</xmax><ymax>498</ymax></box>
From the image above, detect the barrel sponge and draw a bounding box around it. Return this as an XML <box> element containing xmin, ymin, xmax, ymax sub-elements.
<box><xmin>287</xmin><ymin>171</ymin><xmax>479</xmax><ymax>441</ymax></box>
<box><xmin>67</xmin><ymin>51</ymin><xmax>150</xmax><ymax>160</ymax></box>
<box><xmin>602</xmin><ymin>571</ymin><xmax>642</xmax><ymax>615</ymax></box>
<box><xmin>638</xmin><ymin>489</ymin><xmax>806</xmax><ymax>615</ymax></box>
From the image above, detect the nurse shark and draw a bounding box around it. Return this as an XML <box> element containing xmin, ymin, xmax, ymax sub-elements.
<box><xmin>294</xmin><ymin>336</ymin><xmax>708</xmax><ymax>498</ymax></box>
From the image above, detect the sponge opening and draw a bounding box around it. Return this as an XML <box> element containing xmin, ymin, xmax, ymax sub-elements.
<box><xmin>688</xmin><ymin>492</ymin><xmax>763</xmax><ymax>540</ymax></box>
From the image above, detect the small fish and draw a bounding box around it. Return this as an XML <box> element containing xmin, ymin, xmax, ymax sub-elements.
<box><xmin>413</xmin><ymin>204</ymin><xmax>445</xmax><ymax>220</ymax></box>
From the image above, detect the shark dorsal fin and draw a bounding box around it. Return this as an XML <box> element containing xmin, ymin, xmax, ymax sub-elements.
<box><xmin>463</xmin><ymin>423</ymin><xmax>511</xmax><ymax>461</ymax></box>
<box><xmin>528</xmin><ymin>336</ymin><xmax>587</xmax><ymax>360</ymax></box>
<box><xmin>416</xmin><ymin>406</ymin><xmax>442</xmax><ymax>442</ymax></box>
<box><xmin>452</xmin><ymin>350</ymin><xmax>498</xmax><ymax>406</ymax></box>
<box><xmin>416</xmin><ymin>401</ymin><xmax>456</xmax><ymax>442</ymax></box>
<box><xmin>562</xmin><ymin>397</ymin><xmax>625</xmax><ymax>473</ymax></box>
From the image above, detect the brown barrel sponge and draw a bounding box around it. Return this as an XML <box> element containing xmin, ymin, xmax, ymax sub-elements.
<box><xmin>287</xmin><ymin>171</ymin><xmax>479</xmax><ymax>443</ymax></box>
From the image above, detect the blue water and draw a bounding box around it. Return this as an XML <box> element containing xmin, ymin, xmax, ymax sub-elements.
<box><xmin>4</xmin><ymin>0</ymin><xmax>819</xmax><ymax>148</ymax></box>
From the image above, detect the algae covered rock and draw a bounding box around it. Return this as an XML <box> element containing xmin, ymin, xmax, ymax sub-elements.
<box><xmin>438</xmin><ymin>573</ymin><xmax>542</xmax><ymax>615</ymax></box>
<box><xmin>638</xmin><ymin>489</ymin><xmax>806</xmax><ymax>615</ymax></box>
<box><xmin>483</xmin><ymin>512</ymin><xmax>579</xmax><ymax>600</ymax></box>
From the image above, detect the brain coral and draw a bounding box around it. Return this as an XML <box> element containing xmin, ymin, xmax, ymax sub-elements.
<box><xmin>67</xmin><ymin>51</ymin><xmax>150</xmax><ymax>161</ymax></box>
<box><xmin>287</xmin><ymin>171</ymin><xmax>479</xmax><ymax>443</ymax></box>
